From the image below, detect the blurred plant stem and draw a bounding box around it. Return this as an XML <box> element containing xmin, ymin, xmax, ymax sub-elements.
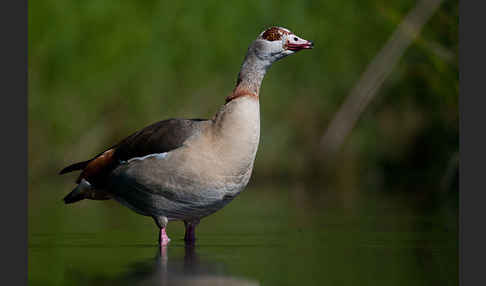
<box><xmin>319</xmin><ymin>0</ymin><xmax>444</xmax><ymax>164</ymax></box>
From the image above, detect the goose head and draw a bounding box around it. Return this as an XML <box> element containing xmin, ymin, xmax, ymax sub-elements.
<box><xmin>250</xmin><ymin>26</ymin><xmax>313</xmax><ymax>64</ymax></box>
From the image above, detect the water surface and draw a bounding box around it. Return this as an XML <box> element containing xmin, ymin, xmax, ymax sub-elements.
<box><xmin>29</xmin><ymin>184</ymin><xmax>457</xmax><ymax>285</ymax></box>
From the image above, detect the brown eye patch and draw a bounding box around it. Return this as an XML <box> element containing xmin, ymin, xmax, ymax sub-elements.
<box><xmin>261</xmin><ymin>26</ymin><xmax>291</xmax><ymax>41</ymax></box>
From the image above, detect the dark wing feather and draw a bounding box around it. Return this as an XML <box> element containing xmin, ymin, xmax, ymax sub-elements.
<box><xmin>60</xmin><ymin>118</ymin><xmax>208</xmax><ymax>187</ymax></box>
<box><xmin>59</xmin><ymin>160</ymin><xmax>92</xmax><ymax>175</ymax></box>
<box><xmin>113</xmin><ymin>118</ymin><xmax>207</xmax><ymax>161</ymax></box>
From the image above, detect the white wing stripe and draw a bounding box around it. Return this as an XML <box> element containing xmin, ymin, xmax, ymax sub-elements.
<box><xmin>127</xmin><ymin>152</ymin><xmax>168</xmax><ymax>163</ymax></box>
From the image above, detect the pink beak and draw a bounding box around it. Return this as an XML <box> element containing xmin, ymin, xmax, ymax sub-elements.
<box><xmin>287</xmin><ymin>40</ymin><xmax>314</xmax><ymax>51</ymax></box>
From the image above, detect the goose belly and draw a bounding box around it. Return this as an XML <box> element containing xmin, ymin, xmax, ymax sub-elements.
<box><xmin>107</xmin><ymin>152</ymin><xmax>253</xmax><ymax>220</ymax></box>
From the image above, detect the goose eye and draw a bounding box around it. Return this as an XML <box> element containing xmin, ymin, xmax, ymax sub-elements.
<box><xmin>293</xmin><ymin>37</ymin><xmax>298</xmax><ymax>41</ymax></box>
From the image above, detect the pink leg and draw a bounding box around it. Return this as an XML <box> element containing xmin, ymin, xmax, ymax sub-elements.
<box><xmin>159</xmin><ymin>227</ymin><xmax>171</xmax><ymax>246</ymax></box>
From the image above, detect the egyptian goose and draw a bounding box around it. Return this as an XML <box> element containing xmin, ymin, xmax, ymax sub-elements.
<box><xmin>60</xmin><ymin>26</ymin><xmax>313</xmax><ymax>246</ymax></box>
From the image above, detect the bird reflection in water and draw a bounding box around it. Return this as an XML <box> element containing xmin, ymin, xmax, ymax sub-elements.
<box><xmin>76</xmin><ymin>245</ymin><xmax>259</xmax><ymax>286</ymax></box>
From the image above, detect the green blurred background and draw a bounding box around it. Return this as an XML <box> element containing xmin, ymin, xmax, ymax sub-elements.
<box><xmin>28</xmin><ymin>0</ymin><xmax>458</xmax><ymax>285</ymax></box>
